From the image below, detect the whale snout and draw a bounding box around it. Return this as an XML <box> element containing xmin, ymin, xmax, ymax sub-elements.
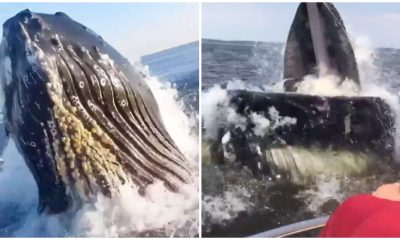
<box><xmin>3</xmin><ymin>9</ymin><xmax>42</xmax><ymax>47</ymax></box>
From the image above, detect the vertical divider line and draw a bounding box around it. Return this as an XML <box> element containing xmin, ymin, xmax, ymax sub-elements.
<box><xmin>198</xmin><ymin>1</ymin><xmax>203</xmax><ymax>238</ymax></box>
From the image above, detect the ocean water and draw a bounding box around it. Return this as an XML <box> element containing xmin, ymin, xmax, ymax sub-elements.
<box><xmin>201</xmin><ymin>38</ymin><xmax>400</xmax><ymax>237</ymax></box>
<box><xmin>142</xmin><ymin>41</ymin><xmax>199</xmax><ymax>114</ymax></box>
<box><xmin>0</xmin><ymin>42</ymin><xmax>199</xmax><ymax>237</ymax></box>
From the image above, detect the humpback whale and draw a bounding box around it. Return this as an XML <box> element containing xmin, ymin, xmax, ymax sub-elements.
<box><xmin>206</xmin><ymin>2</ymin><xmax>394</xmax><ymax>178</ymax></box>
<box><xmin>0</xmin><ymin>10</ymin><xmax>191</xmax><ymax>214</ymax></box>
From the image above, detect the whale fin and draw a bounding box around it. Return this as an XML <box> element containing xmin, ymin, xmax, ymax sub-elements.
<box><xmin>283</xmin><ymin>2</ymin><xmax>359</xmax><ymax>92</ymax></box>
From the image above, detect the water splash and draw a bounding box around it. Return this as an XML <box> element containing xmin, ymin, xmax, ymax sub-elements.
<box><xmin>295</xmin><ymin>74</ymin><xmax>360</xmax><ymax>96</ymax></box>
<box><xmin>202</xmin><ymin>186</ymin><xmax>252</xmax><ymax>232</ymax></box>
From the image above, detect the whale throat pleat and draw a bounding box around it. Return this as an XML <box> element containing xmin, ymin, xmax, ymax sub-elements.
<box><xmin>44</xmin><ymin>43</ymin><xmax>191</xmax><ymax>201</ymax></box>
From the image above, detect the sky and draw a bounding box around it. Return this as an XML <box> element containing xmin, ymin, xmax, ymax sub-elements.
<box><xmin>203</xmin><ymin>3</ymin><xmax>400</xmax><ymax>49</ymax></box>
<box><xmin>0</xmin><ymin>3</ymin><xmax>199</xmax><ymax>60</ymax></box>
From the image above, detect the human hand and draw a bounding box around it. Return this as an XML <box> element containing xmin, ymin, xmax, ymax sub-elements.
<box><xmin>372</xmin><ymin>182</ymin><xmax>400</xmax><ymax>201</ymax></box>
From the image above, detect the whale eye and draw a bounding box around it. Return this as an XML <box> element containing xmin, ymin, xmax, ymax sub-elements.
<box><xmin>30</xmin><ymin>141</ymin><xmax>36</xmax><ymax>147</ymax></box>
<box><xmin>79</xmin><ymin>82</ymin><xmax>84</xmax><ymax>88</ymax></box>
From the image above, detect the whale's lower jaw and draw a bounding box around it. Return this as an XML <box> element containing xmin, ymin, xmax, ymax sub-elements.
<box><xmin>204</xmin><ymin>140</ymin><xmax>382</xmax><ymax>184</ymax></box>
<box><xmin>1</xmin><ymin>10</ymin><xmax>191</xmax><ymax>214</ymax></box>
<box><xmin>206</xmin><ymin>90</ymin><xmax>394</xmax><ymax>180</ymax></box>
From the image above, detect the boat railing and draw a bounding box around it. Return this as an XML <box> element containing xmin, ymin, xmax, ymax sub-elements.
<box><xmin>248</xmin><ymin>216</ymin><xmax>329</xmax><ymax>238</ymax></box>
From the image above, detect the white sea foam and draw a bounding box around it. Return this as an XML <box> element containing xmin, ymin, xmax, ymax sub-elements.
<box><xmin>296</xmin><ymin>175</ymin><xmax>345</xmax><ymax>214</ymax></box>
<box><xmin>295</xmin><ymin>74</ymin><xmax>360</xmax><ymax>96</ymax></box>
<box><xmin>250</xmin><ymin>112</ymin><xmax>270</xmax><ymax>137</ymax></box>
<box><xmin>202</xmin><ymin>186</ymin><xmax>252</xmax><ymax>232</ymax></box>
<box><xmin>201</xmin><ymin>84</ymin><xmax>229</xmax><ymax>139</ymax></box>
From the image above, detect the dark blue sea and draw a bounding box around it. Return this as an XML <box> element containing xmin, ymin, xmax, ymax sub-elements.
<box><xmin>142</xmin><ymin>41</ymin><xmax>199</xmax><ymax>113</ymax></box>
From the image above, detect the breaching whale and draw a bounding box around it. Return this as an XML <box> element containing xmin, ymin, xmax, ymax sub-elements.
<box><xmin>206</xmin><ymin>2</ymin><xmax>394</xmax><ymax>179</ymax></box>
<box><xmin>0</xmin><ymin>10</ymin><xmax>191</xmax><ymax>214</ymax></box>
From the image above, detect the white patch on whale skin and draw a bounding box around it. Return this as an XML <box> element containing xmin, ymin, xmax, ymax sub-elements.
<box><xmin>4</xmin><ymin>57</ymin><xmax>12</xmax><ymax>85</ymax></box>
<box><xmin>20</xmin><ymin>24</ymin><xmax>45</xmax><ymax>65</ymax></box>
<box><xmin>98</xmin><ymin>52</ymin><xmax>125</xmax><ymax>90</ymax></box>
<box><xmin>99</xmin><ymin>78</ymin><xmax>107</xmax><ymax>86</ymax></box>
<box><xmin>19</xmin><ymin>29</ymin><xmax>64</xmax><ymax>98</ymax></box>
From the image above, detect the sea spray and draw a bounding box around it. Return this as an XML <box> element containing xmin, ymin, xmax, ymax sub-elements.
<box><xmin>202</xmin><ymin>186</ymin><xmax>252</xmax><ymax>232</ymax></box>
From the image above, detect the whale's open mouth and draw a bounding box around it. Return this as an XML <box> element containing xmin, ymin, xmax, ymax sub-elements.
<box><xmin>0</xmin><ymin>9</ymin><xmax>191</xmax><ymax>214</ymax></box>
<box><xmin>203</xmin><ymin>2</ymin><xmax>395</xmax><ymax>181</ymax></box>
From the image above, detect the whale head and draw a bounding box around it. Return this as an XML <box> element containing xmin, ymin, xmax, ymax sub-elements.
<box><xmin>0</xmin><ymin>9</ymin><xmax>191</xmax><ymax>214</ymax></box>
